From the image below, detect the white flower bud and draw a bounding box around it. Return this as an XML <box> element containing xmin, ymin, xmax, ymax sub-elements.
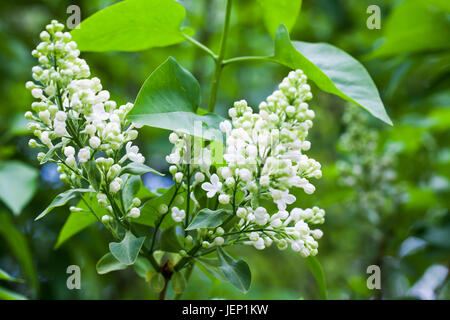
<box><xmin>174</xmin><ymin>172</ymin><xmax>183</xmax><ymax>183</ymax></box>
<box><xmin>158</xmin><ymin>204</ymin><xmax>168</xmax><ymax>214</ymax></box>
<box><xmin>236</xmin><ymin>207</ymin><xmax>247</xmax><ymax>218</ymax></box>
<box><xmin>218</xmin><ymin>194</ymin><xmax>230</xmax><ymax>204</ymax></box>
<box><xmin>128</xmin><ymin>207</ymin><xmax>140</xmax><ymax>219</ymax></box>
<box><xmin>101</xmin><ymin>215</ymin><xmax>112</xmax><ymax>223</ymax></box>
<box><xmin>194</xmin><ymin>172</ymin><xmax>205</xmax><ymax>183</ymax></box>
<box><xmin>260</xmin><ymin>175</ymin><xmax>270</xmax><ymax>187</ymax></box>
<box><xmin>89</xmin><ymin>136</ymin><xmax>101</xmax><ymax>149</ymax></box>
<box><xmin>169</xmin><ymin>132</ymin><xmax>179</xmax><ymax>144</ymax></box>
<box><xmin>132</xmin><ymin>198</ymin><xmax>141</xmax><ymax>207</ymax></box>
<box><xmin>109</xmin><ymin>180</ymin><xmax>121</xmax><ymax>193</ymax></box>
<box><xmin>214</xmin><ymin>237</ymin><xmax>224</xmax><ymax>246</ymax></box>
<box><xmin>169</xmin><ymin>165</ymin><xmax>178</xmax><ymax>175</ymax></box>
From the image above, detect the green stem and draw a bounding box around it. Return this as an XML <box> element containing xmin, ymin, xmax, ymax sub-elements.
<box><xmin>222</xmin><ymin>55</ymin><xmax>273</xmax><ymax>66</ymax></box>
<box><xmin>183</xmin><ymin>34</ymin><xmax>217</xmax><ymax>60</ymax></box>
<box><xmin>207</xmin><ymin>0</ymin><xmax>232</xmax><ymax>113</ymax></box>
<box><xmin>149</xmin><ymin>184</ymin><xmax>181</xmax><ymax>253</ymax></box>
<box><xmin>185</xmin><ymin>165</ymin><xmax>191</xmax><ymax>230</ymax></box>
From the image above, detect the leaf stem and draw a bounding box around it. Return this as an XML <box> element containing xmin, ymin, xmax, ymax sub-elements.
<box><xmin>207</xmin><ymin>0</ymin><xmax>232</xmax><ymax>113</ymax></box>
<box><xmin>149</xmin><ymin>184</ymin><xmax>181</xmax><ymax>253</ymax></box>
<box><xmin>222</xmin><ymin>55</ymin><xmax>274</xmax><ymax>66</ymax></box>
<box><xmin>183</xmin><ymin>34</ymin><xmax>217</xmax><ymax>60</ymax></box>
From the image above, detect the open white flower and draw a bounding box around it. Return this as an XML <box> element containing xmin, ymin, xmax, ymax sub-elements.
<box><xmin>125</xmin><ymin>142</ymin><xmax>145</xmax><ymax>163</ymax></box>
<box><xmin>201</xmin><ymin>174</ymin><xmax>222</xmax><ymax>198</ymax></box>
<box><xmin>270</xmin><ymin>188</ymin><xmax>296</xmax><ymax>210</ymax></box>
<box><xmin>171</xmin><ymin>207</ymin><xmax>185</xmax><ymax>222</ymax></box>
<box><xmin>78</xmin><ymin>147</ymin><xmax>91</xmax><ymax>163</ymax></box>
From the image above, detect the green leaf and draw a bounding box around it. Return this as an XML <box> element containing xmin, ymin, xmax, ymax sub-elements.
<box><xmin>150</xmin><ymin>272</ymin><xmax>165</xmax><ymax>293</ymax></box>
<box><xmin>0</xmin><ymin>161</ymin><xmax>38</xmax><ymax>215</ymax></box>
<box><xmin>171</xmin><ymin>271</ymin><xmax>186</xmax><ymax>294</ymax></box>
<box><xmin>96</xmin><ymin>252</ymin><xmax>128</xmax><ymax>275</ymax></box>
<box><xmin>120</xmin><ymin>162</ymin><xmax>163</xmax><ymax>176</ymax></box>
<box><xmin>133</xmin><ymin>257</ymin><xmax>153</xmax><ymax>278</ymax></box>
<box><xmin>134</xmin><ymin>184</ymin><xmax>178</xmax><ymax>228</ymax></box>
<box><xmin>40</xmin><ymin>140</ymin><xmax>66</xmax><ymax>164</ymax></box>
<box><xmin>85</xmin><ymin>160</ymin><xmax>101</xmax><ymax>191</ymax></box>
<box><xmin>196</xmin><ymin>258</ymin><xmax>228</xmax><ymax>282</ymax></box>
<box><xmin>0</xmin><ymin>268</ymin><xmax>23</xmax><ymax>283</ymax></box>
<box><xmin>35</xmin><ymin>188</ymin><xmax>92</xmax><ymax>220</ymax></box>
<box><xmin>305</xmin><ymin>256</ymin><xmax>328</xmax><ymax>299</ymax></box>
<box><xmin>217</xmin><ymin>247</ymin><xmax>251</xmax><ymax>293</ymax></box>
<box><xmin>368</xmin><ymin>0</ymin><xmax>450</xmax><ymax>59</ymax></box>
<box><xmin>159</xmin><ymin>227</ymin><xmax>183</xmax><ymax>253</ymax></box>
<box><xmin>258</xmin><ymin>0</ymin><xmax>302</xmax><ymax>37</ymax></box>
<box><xmin>0</xmin><ymin>286</ymin><xmax>27</xmax><ymax>300</ymax></box>
<box><xmin>55</xmin><ymin>194</ymin><xmax>107</xmax><ymax>249</ymax></box>
<box><xmin>71</xmin><ymin>0</ymin><xmax>193</xmax><ymax>52</ymax></box>
<box><xmin>109</xmin><ymin>231</ymin><xmax>145</xmax><ymax>265</ymax></box>
<box><xmin>122</xmin><ymin>175</ymin><xmax>142</xmax><ymax>211</ymax></box>
<box><xmin>186</xmin><ymin>208</ymin><xmax>232</xmax><ymax>230</ymax></box>
<box><xmin>271</xmin><ymin>24</ymin><xmax>392</xmax><ymax>125</ymax></box>
<box><xmin>0</xmin><ymin>212</ymin><xmax>38</xmax><ymax>293</ymax></box>
<box><xmin>128</xmin><ymin>57</ymin><xmax>225</xmax><ymax>141</ymax></box>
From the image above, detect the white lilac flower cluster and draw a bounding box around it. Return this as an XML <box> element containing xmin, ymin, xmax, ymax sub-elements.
<box><xmin>26</xmin><ymin>20</ymin><xmax>144</xmax><ymax>221</ymax></box>
<box><xmin>167</xmin><ymin>70</ymin><xmax>325</xmax><ymax>257</ymax></box>
<box><xmin>337</xmin><ymin>106</ymin><xmax>407</xmax><ymax>223</ymax></box>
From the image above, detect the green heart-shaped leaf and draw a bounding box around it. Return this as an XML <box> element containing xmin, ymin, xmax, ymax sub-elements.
<box><xmin>96</xmin><ymin>253</ymin><xmax>128</xmax><ymax>275</ymax></box>
<box><xmin>109</xmin><ymin>231</ymin><xmax>146</xmax><ymax>265</ymax></box>
<box><xmin>217</xmin><ymin>247</ymin><xmax>251</xmax><ymax>293</ymax></box>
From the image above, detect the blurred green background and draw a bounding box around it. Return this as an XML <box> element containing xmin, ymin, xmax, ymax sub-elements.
<box><xmin>0</xmin><ymin>0</ymin><xmax>448</xmax><ymax>299</ymax></box>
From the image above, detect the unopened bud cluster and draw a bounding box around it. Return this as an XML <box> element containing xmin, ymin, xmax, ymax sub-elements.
<box><xmin>166</xmin><ymin>70</ymin><xmax>325</xmax><ymax>257</ymax></box>
<box><xmin>26</xmin><ymin>21</ymin><xmax>145</xmax><ymax>223</ymax></box>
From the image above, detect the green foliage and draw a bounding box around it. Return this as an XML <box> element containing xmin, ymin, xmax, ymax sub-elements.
<box><xmin>217</xmin><ymin>248</ymin><xmax>251</xmax><ymax>293</ymax></box>
<box><xmin>71</xmin><ymin>0</ymin><xmax>193</xmax><ymax>52</ymax></box>
<box><xmin>305</xmin><ymin>256</ymin><xmax>327</xmax><ymax>299</ymax></box>
<box><xmin>258</xmin><ymin>0</ymin><xmax>302</xmax><ymax>37</ymax></box>
<box><xmin>120</xmin><ymin>163</ymin><xmax>162</xmax><ymax>176</ymax></box>
<box><xmin>0</xmin><ymin>212</ymin><xmax>38</xmax><ymax>293</ymax></box>
<box><xmin>39</xmin><ymin>141</ymin><xmax>66</xmax><ymax>164</ymax></box>
<box><xmin>368</xmin><ymin>0</ymin><xmax>450</xmax><ymax>58</ymax></box>
<box><xmin>0</xmin><ymin>286</ymin><xmax>27</xmax><ymax>300</ymax></box>
<box><xmin>134</xmin><ymin>185</ymin><xmax>178</xmax><ymax>228</ymax></box>
<box><xmin>109</xmin><ymin>231</ymin><xmax>146</xmax><ymax>265</ymax></box>
<box><xmin>272</xmin><ymin>25</ymin><xmax>392</xmax><ymax>125</ymax></box>
<box><xmin>96</xmin><ymin>253</ymin><xmax>128</xmax><ymax>275</ymax></box>
<box><xmin>0</xmin><ymin>161</ymin><xmax>38</xmax><ymax>215</ymax></box>
<box><xmin>150</xmin><ymin>272</ymin><xmax>165</xmax><ymax>293</ymax></box>
<box><xmin>128</xmin><ymin>57</ymin><xmax>225</xmax><ymax>139</ymax></box>
<box><xmin>35</xmin><ymin>189</ymin><xmax>92</xmax><ymax>220</ymax></box>
<box><xmin>55</xmin><ymin>194</ymin><xmax>107</xmax><ymax>248</ymax></box>
<box><xmin>186</xmin><ymin>208</ymin><xmax>231</xmax><ymax>230</ymax></box>
<box><xmin>159</xmin><ymin>227</ymin><xmax>183</xmax><ymax>253</ymax></box>
<box><xmin>0</xmin><ymin>0</ymin><xmax>448</xmax><ymax>301</ymax></box>
<box><xmin>171</xmin><ymin>271</ymin><xmax>187</xmax><ymax>294</ymax></box>
<box><xmin>0</xmin><ymin>268</ymin><xmax>23</xmax><ymax>283</ymax></box>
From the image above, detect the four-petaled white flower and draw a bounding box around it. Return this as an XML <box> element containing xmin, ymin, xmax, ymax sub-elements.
<box><xmin>125</xmin><ymin>142</ymin><xmax>145</xmax><ymax>163</ymax></box>
<box><xmin>270</xmin><ymin>188</ymin><xmax>296</xmax><ymax>211</ymax></box>
<box><xmin>78</xmin><ymin>147</ymin><xmax>91</xmax><ymax>163</ymax></box>
<box><xmin>171</xmin><ymin>207</ymin><xmax>185</xmax><ymax>222</ymax></box>
<box><xmin>201</xmin><ymin>174</ymin><xmax>222</xmax><ymax>198</ymax></box>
